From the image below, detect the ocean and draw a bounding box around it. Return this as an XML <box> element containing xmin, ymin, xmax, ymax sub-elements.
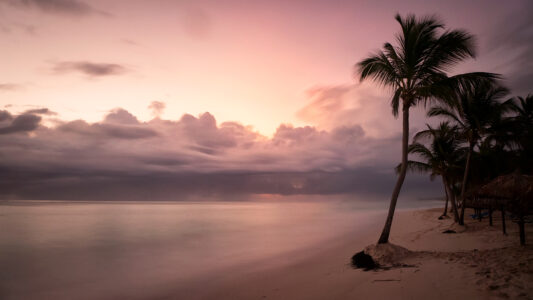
<box><xmin>0</xmin><ymin>196</ymin><xmax>441</xmax><ymax>299</ymax></box>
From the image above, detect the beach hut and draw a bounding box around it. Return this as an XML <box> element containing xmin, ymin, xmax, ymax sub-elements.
<box><xmin>472</xmin><ymin>174</ymin><xmax>533</xmax><ymax>245</ymax></box>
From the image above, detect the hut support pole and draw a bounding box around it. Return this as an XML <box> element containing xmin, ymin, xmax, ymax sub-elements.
<box><xmin>519</xmin><ymin>215</ymin><xmax>526</xmax><ymax>246</ymax></box>
<box><xmin>478</xmin><ymin>209</ymin><xmax>482</xmax><ymax>222</ymax></box>
<box><xmin>501</xmin><ymin>207</ymin><xmax>507</xmax><ymax>235</ymax></box>
<box><xmin>489</xmin><ymin>207</ymin><xmax>493</xmax><ymax>226</ymax></box>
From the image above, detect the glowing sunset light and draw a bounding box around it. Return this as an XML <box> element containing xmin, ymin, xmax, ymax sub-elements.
<box><xmin>0</xmin><ymin>0</ymin><xmax>530</xmax><ymax>200</ymax></box>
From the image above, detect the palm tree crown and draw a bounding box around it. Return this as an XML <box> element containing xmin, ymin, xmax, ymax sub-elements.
<box><xmin>408</xmin><ymin>122</ymin><xmax>463</xmax><ymax>179</ymax></box>
<box><xmin>357</xmin><ymin>14</ymin><xmax>493</xmax><ymax>115</ymax></box>
<box><xmin>429</xmin><ymin>83</ymin><xmax>511</xmax><ymax>145</ymax></box>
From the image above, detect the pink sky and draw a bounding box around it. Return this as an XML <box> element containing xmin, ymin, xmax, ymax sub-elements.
<box><xmin>0</xmin><ymin>0</ymin><xmax>530</xmax><ymax>200</ymax></box>
<box><xmin>1</xmin><ymin>0</ymin><xmax>529</xmax><ymax>135</ymax></box>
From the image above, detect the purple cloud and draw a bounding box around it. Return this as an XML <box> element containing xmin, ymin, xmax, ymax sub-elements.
<box><xmin>3</xmin><ymin>0</ymin><xmax>103</xmax><ymax>16</ymax></box>
<box><xmin>148</xmin><ymin>101</ymin><xmax>166</xmax><ymax>118</ymax></box>
<box><xmin>52</xmin><ymin>61</ymin><xmax>129</xmax><ymax>77</ymax></box>
<box><xmin>0</xmin><ymin>110</ymin><xmax>41</xmax><ymax>134</ymax></box>
<box><xmin>0</xmin><ymin>107</ymin><xmax>439</xmax><ymax>200</ymax></box>
<box><xmin>23</xmin><ymin>108</ymin><xmax>56</xmax><ymax>115</ymax></box>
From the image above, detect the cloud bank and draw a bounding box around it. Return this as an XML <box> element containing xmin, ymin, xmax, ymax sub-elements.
<box><xmin>52</xmin><ymin>61</ymin><xmax>129</xmax><ymax>77</ymax></box>
<box><xmin>0</xmin><ymin>106</ymin><xmax>439</xmax><ymax>200</ymax></box>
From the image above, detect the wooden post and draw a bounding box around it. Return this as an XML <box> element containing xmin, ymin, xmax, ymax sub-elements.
<box><xmin>501</xmin><ymin>207</ymin><xmax>507</xmax><ymax>235</ymax></box>
<box><xmin>489</xmin><ymin>207</ymin><xmax>493</xmax><ymax>226</ymax></box>
<box><xmin>478</xmin><ymin>208</ymin><xmax>482</xmax><ymax>222</ymax></box>
<box><xmin>519</xmin><ymin>215</ymin><xmax>526</xmax><ymax>246</ymax></box>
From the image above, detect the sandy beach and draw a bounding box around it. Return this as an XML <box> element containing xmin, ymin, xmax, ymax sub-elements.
<box><xmin>193</xmin><ymin>207</ymin><xmax>533</xmax><ymax>300</ymax></box>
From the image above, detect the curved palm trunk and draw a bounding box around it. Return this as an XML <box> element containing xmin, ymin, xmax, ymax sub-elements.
<box><xmin>444</xmin><ymin>177</ymin><xmax>460</xmax><ymax>222</ymax></box>
<box><xmin>377</xmin><ymin>104</ymin><xmax>409</xmax><ymax>244</ymax></box>
<box><xmin>441</xmin><ymin>177</ymin><xmax>449</xmax><ymax>217</ymax></box>
<box><xmin>459</xmin><ymin>139</ymin><xmax>475</xmax><ymax>225</ymax></box>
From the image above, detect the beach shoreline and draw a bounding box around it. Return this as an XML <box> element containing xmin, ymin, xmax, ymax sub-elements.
<box><xmin>191</xmin><ymin>207</ymin><xmax>533</xmax><ymax>300</ymax></box>
<box><xmin>2</xmin><ymin>204</ymin><xmax>531</xmax><ymax>300</ymax></box>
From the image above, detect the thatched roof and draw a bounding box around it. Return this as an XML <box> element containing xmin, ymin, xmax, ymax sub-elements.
<box><xmin>477</xmin><ymin>174</ymin><xmax>533</xmax><ymax>200</ymax></box>
<box><xmin>467</xmin><ymin>174</ymin><xmax>533</xmax><ymax>212</ymax></box>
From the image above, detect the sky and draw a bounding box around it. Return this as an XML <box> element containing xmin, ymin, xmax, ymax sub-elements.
<box><xmin>0</xmin><ymin>0</ymin><xmax>531</xmax><ymax>200</ymax></box>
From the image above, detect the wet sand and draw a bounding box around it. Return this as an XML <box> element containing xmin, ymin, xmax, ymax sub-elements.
<box><xmin>192</xmin><ymin>208</ymin><xmax>533</xmax><ymax>300</ymax></box>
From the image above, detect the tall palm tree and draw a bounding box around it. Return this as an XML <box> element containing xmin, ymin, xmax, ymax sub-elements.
<box><xmin>428</xmin><ymin>82</ymin><xmax>510</xmax><ymax>225</ymax></box>
<box><xmin>356</xmin><ymin>13</ymin><xmax>495</xmax><ymax>243</ymax></box>
<box><xmin>412</xmin><ymin>122</ymin><xmax>463</xmax><ymax>220</ymax></box>
<box><xmin>509</xmin><ymin>94</ymin><xmax>533</xmax><ymax>173</ymax></box>
<box><xmin>398</xmin><ymin>122</ymin><xmax>463</xmax><ymax>221</ymax></box>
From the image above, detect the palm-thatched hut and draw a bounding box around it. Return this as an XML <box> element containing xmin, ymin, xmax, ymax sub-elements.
<box><xmin>468</xmin><ymin>174</ymin><xmax>533</xmax><ymax>245</ymax></box>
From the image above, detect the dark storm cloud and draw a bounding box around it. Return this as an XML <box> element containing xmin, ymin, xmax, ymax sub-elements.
<box><xmin>0</xmin><ymin>168</ymin><xmax>437</xmax><ymax>201</ymax></box>
<box><xmin>58</xmin><ymin>120</ymin><xmax>158</xmax><ymax>139</ymax></box>
<box><xmin>176</xmin><ymin>113</ymin><xmax>247</xmax><ymax>149</ymax></box>
<box><xmin>1</xmin><ymin>0</ymin><xmax>102</xmax><ymax>16</ymax></box>
<box><xmin>23</xmin><ymin>108</ymin><xmax>56</xmax><ymax>115</ymax></box>
<box><xmin>485</xmin><ymin>1</ymin><xmax>532</xmax><ymax>96</ymax></box>
<box><xmin>0</xmin><ymin>107</ymin><xmax>440</xmax><ymax>200</ymax></box>
<box><xmin>52</xmin><ymin>61</ymin><xmax>129</xmax><ymax>77</ymax></box>
<box><xmin>0</xmin><ymin>112</ymin><xmax>41</xmax><ymax>134</ymax></box>
<box><xmin>0</xmin><ymin>110</ymin><xmax>13</xmax><ymax>122</ymax></box>
<box><xmin>58</xmin><ymin>108</ymin><xmax>156</xmax><ymax>139</ymax></box>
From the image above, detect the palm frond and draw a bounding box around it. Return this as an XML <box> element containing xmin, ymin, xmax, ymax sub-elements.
<box><xmin>417</xmin><ymin>29</ymin><xmax>476</xmax><ymax>75</ymax></box>
<box><xmin>428</xmin><ymin>106</ymin><xmax>464</xmax><ymax>126</ymax></box>
<box><xmin>391</xmin><ymin>88</ymin><xmax>402</xmax><ymax>117</ymax></box>
<box><xmin>356</xmin><ymin>52</ymin><xmax>400</xmax><ymax>87</ymax></box>
<box><xmin>408</xmin><ymin>142</ymin><xmax>434</xmax><ymax>160</ymax></box>
<box><xmin>395</xmin><ymin>160</ymin><xmax>431</xmax><ymax>174</ymax></box>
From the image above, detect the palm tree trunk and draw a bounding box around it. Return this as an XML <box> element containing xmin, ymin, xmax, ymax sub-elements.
<box><xmin>441</xmin><ymin>177</ymin><xmax>449</xmax><ymax>217</ymax></box>
<box><xmin>459</xmin><ymin>139</ymin><xmax>475</xmax><ymax>225</ymax></box>
<box><xmin>445</xmin><ymin>178</ymin><xmax>460</xmax><ymax>222</ymax></box>
<box><xmin>377</xmin><ymin>104</ymin><xmax>409</xmax><ymax>244</ymax></box>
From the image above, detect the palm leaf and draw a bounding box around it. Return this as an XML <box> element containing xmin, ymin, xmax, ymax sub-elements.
<box><xmin>395</xmin><ymin>160</ymin><xmax>431</xmax><ymax>174</ymax></box>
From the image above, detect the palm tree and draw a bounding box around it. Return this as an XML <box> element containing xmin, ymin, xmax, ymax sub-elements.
<box><xmin>402</xmin><ymin>122</ymin><xmax>463</xmax><ymax>221</ymax></box>
<box><xmin>509</xmin><ymin>94</ymin><xmax>533</xmax><ymax>173</ymax></box>
<box><xmin>398</xmin><ymin>122</ymin><xmax>463</xmax><ymax>220</ymax></box>
<box><xmin>428</xmin><ymin>82</ymin><xmax>510</xmax><ymax>224</ymax></box>
<box><xmin>356</xmin><ymin>13</ymin><xmax>495</xmax><ymax>243</ymax></box>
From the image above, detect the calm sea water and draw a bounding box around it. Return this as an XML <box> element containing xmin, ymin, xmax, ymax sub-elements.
<box><xmin>0</xmin><ymin>196</ymin><xmax>441</xmax><ymax>299</ymax></box>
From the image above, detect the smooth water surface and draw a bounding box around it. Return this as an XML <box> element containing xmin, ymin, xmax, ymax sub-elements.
<box><xmin>0</xmin><ymin>197</ymin><xmax>440</xmax><ymax>299</ymax></box>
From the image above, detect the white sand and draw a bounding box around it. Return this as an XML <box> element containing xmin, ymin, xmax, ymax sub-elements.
<box><xmin>195</xmin><ymin>208</ymin><xmax>533</xmax><ymax>300</ymax></box>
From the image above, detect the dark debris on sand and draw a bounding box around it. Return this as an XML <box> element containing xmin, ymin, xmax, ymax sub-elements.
<box><xmin>351</xmin><ymin>251</ymin><xmax>377</xmax><ymax>270</ymax></box>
